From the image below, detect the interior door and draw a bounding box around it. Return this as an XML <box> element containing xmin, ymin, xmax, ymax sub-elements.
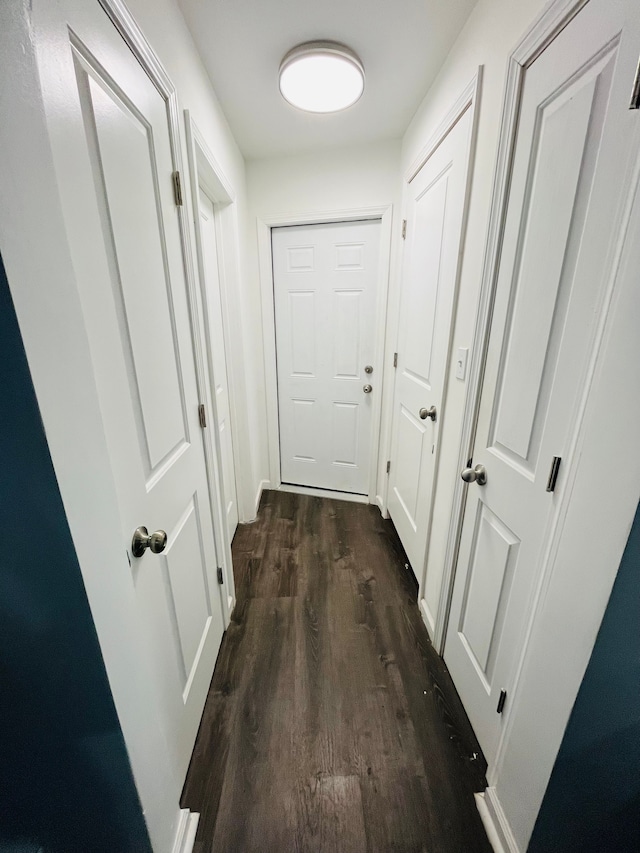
<box><xmin>198</xmin><ymin>188</ymin><xmax>239</xmax><ymax>541</ymax></box>
<box><xmin>444</xmin><ymin>0</ymin><xmax>636</xmax><ymax>764</ymax></box>
<box><xmin>41</xmin><ymin>1</ymin><xmax>226</xmax><ymax>779</ymax></box>
<box><xmin>388</xmin><ymin>108</ymin><xmax>472</xmax><ymax>576</ymax></box>
<box><xmin>273</xmin><ymin>220</ymin><xmax>381</xmax><ymax>495</ymax></box>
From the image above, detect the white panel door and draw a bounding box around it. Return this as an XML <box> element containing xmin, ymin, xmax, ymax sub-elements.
<box><xmin>273</xmin><ymin>220</ymin><xmax>381</xmax><ymax>495</ymax></box>
<box><xmin>444</xmin><ymin>0</ymin><xmax>636</xmax><ymax>764</ymax></box>
<box><xmin>388</xmin><ymin>108</ymin><xmax>472</xmax><ymax>575</ymax></box>
<box><xmin>44</xmin><ymin>1</ymin><xmax>226</xmax><ymax>779</ymax></box>
<box><xmin>198</xmin><ymin>188</ymin><xmax>238</xmax><ymax>541</ymax></box>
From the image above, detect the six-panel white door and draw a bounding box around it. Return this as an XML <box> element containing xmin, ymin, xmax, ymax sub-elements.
<box><xmin>444</xmin><ymin>0</ymin><xmax>636</xmax><ymax>764</ymax></box>
<box><xmin>49</xmin><ymin>0</ymin><xmax>227</xmax><ymax>780</ymax></box>
<box><xmin>273</xmin><ymin>220</ymin><xmax>381</xmax><ymax>495</ymax></box>
<box><xmin>198</xmin><ymin>188</ymin><xmax>239</xmax><ymax>542</ymax></box>
<box><xmin>388</xmin><ymin>108</ymin><xmax>472</xmax><ymax>576</ymax></box>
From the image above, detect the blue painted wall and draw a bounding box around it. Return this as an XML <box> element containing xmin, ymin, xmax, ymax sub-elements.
<box><xmin>0</xmin><ymin>253</ymin><xmax>152</xmax><ymax>853</ymax></box>
<box><xmin>529</xmin><ymin>502</ymin><xmax>640</xmax><ymax>852</ymax></box>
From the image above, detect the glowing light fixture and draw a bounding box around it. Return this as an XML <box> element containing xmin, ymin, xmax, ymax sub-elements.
<box><xmin>279</xmin><ymin>41</ymin><xmax>365</xmax><ymax>113</ymax></box>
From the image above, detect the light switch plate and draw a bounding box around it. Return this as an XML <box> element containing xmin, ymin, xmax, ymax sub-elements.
<box><xmin>455</xmin><ymin>347</ymin><xmax>468</xmax><ymax>380</ymax></box>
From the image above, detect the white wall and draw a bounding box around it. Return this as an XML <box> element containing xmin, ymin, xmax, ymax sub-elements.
<box><xmin>246</xmin><ymin>140</ymin><xmax>403</xmax><ymax>504</ymax></box>
<box><xmin>400</xmin><ymin>0</ymin><xmax>547</xmax><ymax>636</ymax></box>
<box><xmin>125</xmin><ymin>0</ymin><xmax>260</xmax><ymax>523</ymax></box>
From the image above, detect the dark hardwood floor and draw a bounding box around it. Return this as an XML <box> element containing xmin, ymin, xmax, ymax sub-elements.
<box><xmin>181</xmin><ymin>490</ymin><xmax>492</xmax><ymax>852</ymax></box>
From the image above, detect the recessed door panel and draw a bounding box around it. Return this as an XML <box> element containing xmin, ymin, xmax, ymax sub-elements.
<box><xmin>392</xmin><ymin>406</ymin><xmax>427</xmax><ymax>529</ymax></box>
<box><xmin>333</xmin><ymin>290</ymin><xmax>362</xmax><ymax>378</ymax></box>
<box><xmin>332</xmin><ymin>402</ymin><xmax>359</xmax><ymax>467</ymax></box>
<box><xmin>404</xmin><ymin>172</ymin><xmax>449</xmax><ymax>389</ymax></box>
<box><xmin>82</xmin><ymin>65</ymin><xmax>187</xmax><ymax>474</ymax></box>
<box><xmin>459</xmin><ymin>504</ymin><xmax>519</xmax><ymax>679</ymax></box>
<box><xmin>289</xmin><ymin>291</ymin><xmax>317</xmax><ymax>377</ymax></box>
<box><xmin>165</xmin><ymin>498</ymin><xmax>211</xmax><ymax>688</ymax></box>
<box><xmin>491</xmin><ymin>65</ymin><xmax>609</xmax><ymax>467</ymax></box>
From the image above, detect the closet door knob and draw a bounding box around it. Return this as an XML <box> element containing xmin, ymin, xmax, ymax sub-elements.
<box><xmin>419</xmin><ymin>406</ymin><xmax>437</xmax><ymax>421</ymax></box>
<box><xmin>131</xmin><ymin>526</ymin><xmax>168</xmax><ymax>558</ymax></box>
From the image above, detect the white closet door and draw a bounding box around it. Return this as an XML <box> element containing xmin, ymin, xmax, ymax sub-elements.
<box><xmin>273</xmin><ymin>220</ymin><xmax>381</xmax><ymax>495</ymax></box>
<box><xmin>444</xmin><ymin>0</ymin><xmax>635</xmax><ymax>765</ymax></box>
<box><xmin>388</xmin><ymin>108</ymin><xmax>472</xmax><ymax>577</ymax></box>
<box><xmin>198</xmin><ymin>189</ymin><xmax>238</xmax><ymax>541</ymax></box>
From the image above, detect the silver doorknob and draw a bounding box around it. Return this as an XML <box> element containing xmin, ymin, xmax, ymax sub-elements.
<box><xmin>363</xmin><ymin>384</ymin><xmax>373</xmax><ymax>393</ymax></box>
<box><xmin>419</xmin><ymin>406</ymin><xmax>437</xmax><ymax>421</ymax></box>
<box><xmin>131</xmin><ymin>526</ymin><xmax>168</xmax><ymax>558</ymax></box>
<box><xmin>461</xmin><ymin>464</ymin><xmax>487</xmax><ymax>486</ymax></box>
<box><xmin>364</xmin><ymin>365</ymin><xmax>373</xmax><ymax>374</ymax></box>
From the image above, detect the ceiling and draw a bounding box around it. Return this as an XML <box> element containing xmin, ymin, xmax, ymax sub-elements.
<box><xmin>176</xmin><ymin>0</ymin><xmax>478</xmax><ymax>160</ymax></box>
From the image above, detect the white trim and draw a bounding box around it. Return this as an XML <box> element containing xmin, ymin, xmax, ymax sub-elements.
<box><xmin>254</xmin><ymin>478</ymin><xmax>270</xmax><ymax>517</ymax></box>
<box><xmin>404</xmin><ymin>69</ymin><xmax>483</xmax><ymax>183</ymax></box>
<box><xmin>475</xmin><ymin>790</ymin><xmax>519</xmax><ymax>853</ymax></box>
<box><xmin>172</xmin><ymin>810</ymin><xmax>199</xmax><ymax>853</ymax></box>
<box><xmin>278</xmin><ymin>483</ymin><xmax>369</xmax><ymax>504</ymax></box>
<box><xmin>434</xmin><ymin>0</ymin><xmax>591</xmax><ymax>654</ymax></box>
<box><xmin>184</xmin><ymin>109</ymin><xmax>242</xmax><ymax>621</ymax></box>
<box><xmin>257</xmin><ymin>205</ymin><xmax>394</xmax><ymax>505</ymax></box>
<box><xmin>419</xmin><ymin>597</ymin><xmax>436</xmax><ymax>641</ymax></box>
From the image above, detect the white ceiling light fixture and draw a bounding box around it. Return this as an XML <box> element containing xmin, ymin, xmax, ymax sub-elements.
<box><xmin>279</xmin><ymin>41</ymin><xmax>365</xmax><ymax>114</ymax></box>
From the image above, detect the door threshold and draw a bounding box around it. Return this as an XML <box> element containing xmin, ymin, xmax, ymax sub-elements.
<box><xmin>278</xmin><ymin>483</ymin><xmax>369</xmax><ymax>504</ymax></box>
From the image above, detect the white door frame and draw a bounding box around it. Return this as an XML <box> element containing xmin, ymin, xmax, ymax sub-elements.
<box><xmin>257</xmin><ymin>206</ymin><xmax>394</xmax><ymax>503</ymax></box>
<box><xmin>184</xmin><ymin>109</ymin><xmax>241</xmax><ymax>612</ymax></box>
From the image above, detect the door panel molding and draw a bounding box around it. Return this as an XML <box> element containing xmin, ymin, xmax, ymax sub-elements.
<box><xmin>257</xmin><ymin>205</ymin><xmax>393</xmax><ymax>504</ymax></box>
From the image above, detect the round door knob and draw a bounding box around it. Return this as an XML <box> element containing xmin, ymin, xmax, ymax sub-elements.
<box><xmin>131</xmin><ymin>526</ymin><xmax>168</xmax><ymax>558</ymax></box>
<box><xmin>364</xmin><ymin>365</ymin><xmax>373</xmax><ymax>374</ymax></box>
<box><xmin>363</xmin><ymin>384</ymin><xmax>373</xmax><ymax>393</ymax></box>
<box><xmin>419</xmin><ymin>406</ymin><xmax>437</xmax><ymax>421</ymax></box>
<box><xmin>461</xmin><ymin>464</ymin><xmax>487</xmax><ymax>486</ymax></box>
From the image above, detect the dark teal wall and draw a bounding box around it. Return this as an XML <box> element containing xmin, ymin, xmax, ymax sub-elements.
<box><xmin>528</xmin><ymin>503</ymin><xmax>640</xmax><ymax>852</ymax></box>
<box><xmin>0</xmin><ymin>253</ymin><xmax>152</xmax><ymax>853</ymax></box>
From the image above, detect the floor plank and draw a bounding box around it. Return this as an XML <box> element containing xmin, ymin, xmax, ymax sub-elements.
<box><xmin>183</xmin><ymin>491</ymin><xmax>491</xmax><ymax>852</ymax></box>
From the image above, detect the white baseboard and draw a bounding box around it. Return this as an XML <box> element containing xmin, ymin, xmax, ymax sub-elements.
<box><xmin>172</xmin><ymin>809</ymin><xmax>199</xmax><ymax>853</ymax></box>
<box><xmin>278</xmin><ymin>483</ymin><xmax>369</xmax><ymax>504</ymax></box>
<box><xmin>419</xmin><ymin>597</ymin><xmax>436</xmax><ymax>641</ymax></box>
<box><xmin>475</xmin><ymin>789</ymin><xmax>520</xmax><ymax>853</ymax></box>
<box><xmin>254</xmin><ymin>479</ymin><xmax>270</xmax><ymax>516</ymax></box>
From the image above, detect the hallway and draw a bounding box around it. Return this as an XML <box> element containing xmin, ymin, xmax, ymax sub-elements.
<box><xmin>182</xmin><ymin>491</ymin><xmax>492</xmax><ymax>852</ymax></box>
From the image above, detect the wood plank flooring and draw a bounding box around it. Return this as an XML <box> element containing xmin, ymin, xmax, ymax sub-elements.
<box><xmin>181</xmin><ymin>490</ymin><xmax>492</xmax><ymax>853</ymax></box>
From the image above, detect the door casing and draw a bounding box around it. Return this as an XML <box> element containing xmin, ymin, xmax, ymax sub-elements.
<box><xmin>257</xmin><ymin>206</ymin><xmax>393</xmax><ymax>505</ymax></box>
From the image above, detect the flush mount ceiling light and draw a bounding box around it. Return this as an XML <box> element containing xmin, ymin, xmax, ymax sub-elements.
<box><xmin>279</xmin><ymin>41</ymin><xmax>365</xmax><ymax>113</ymax></box>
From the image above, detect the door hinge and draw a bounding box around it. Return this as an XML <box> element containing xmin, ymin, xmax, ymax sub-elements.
<box><xmin>386</xmin><ymin>460</ymin><xmax>391</xmax><ymax>474</ymax></box>
<box><xmin>401</xmin><ymin>219</ymin><xmax>407</xmax><ymax>239</ymax></box>
<box><xmin>496</xmin><ymin>689</ymin><xmax>507</xmax><ymax>714</ymax></box>
<box><xmin>630</xmin><ymin>56</ymin><xmax>640</xmax><ymax>109</ymax></box>
<box><xmin>198</xmin><ymin>403</ymin><xmax>207</xmax><ymax>428</ymax></box>
<box><xmin>172</xmin><ymin>170</ymin><xmax>184</xmax><ymax>206</ymax></box>
<box><xmin>546</xmin><ymin>456</ymin><xmax>561</xmax><ymax>493</ymax></box>
<box><xmin>393</xmin><ymin>352</ymin><xmax>398</xmax><ymax>368</ymax></box>
<box><xmin>216</xmin><ymin>566</ymin><xmax>223</xmax><ymax>585</ymax></box>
